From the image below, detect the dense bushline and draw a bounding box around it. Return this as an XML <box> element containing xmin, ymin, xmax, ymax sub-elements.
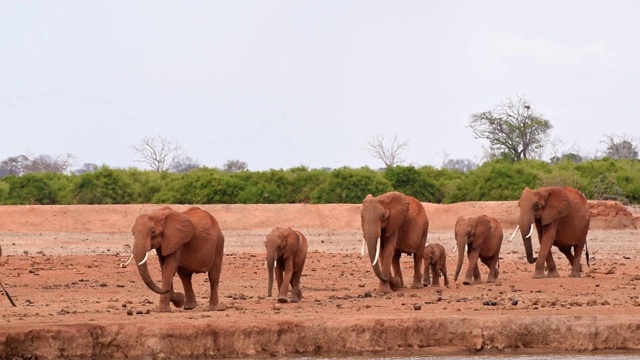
<box><xmin>0</xmin><ymin>159</ymin><xmax>639</xmax><ymax>205</ymax></box>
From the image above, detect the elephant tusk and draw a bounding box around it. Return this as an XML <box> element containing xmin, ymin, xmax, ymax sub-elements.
<box><xmin>509</xmin><ymin>225</ymin><xmax>520</xmax><ymax>241</ymax></box>
<box><xmin>137</xmin><ymin>251</ymin><xmax>149</xmax><ymax>266</ymax></box>
<box><xmin>372</xmin><ymin>237</ymin><xmax>381</xmax><ymax>266</ymax></box>
<box><xmin>264</xmin><ymin>260</ymin><xmax>267</xmax><ymax>267</ymax></box>
<box><xmin>361</xmin><ymin>238</ymin><xmax>365</xmax><ymax>256</ymax></box>
<box><xmin>453</xmin><ymin>245</ymin><xmax>457</xmax><ymax>253</ymax></box>
<box><xmin>525</xmin><ymin>224</ymin><xmax>534</xmax><ymax>238</ymax></box>
<box><xmin>120</xmin><ymin>254</ymin><xmax>134</xmax><ymax>268</ymax></box>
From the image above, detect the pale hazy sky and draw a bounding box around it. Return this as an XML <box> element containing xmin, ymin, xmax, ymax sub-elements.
<box><xmin>1</xmin><ymin>1</ymin><xmax>638</xmax><ymax>171</ymax></box>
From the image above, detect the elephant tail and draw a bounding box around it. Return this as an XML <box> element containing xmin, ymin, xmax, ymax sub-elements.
<box><xmin>585</xmin><ymin>240</ymin><xmax>590</xmax><ymax>268</ymax></box>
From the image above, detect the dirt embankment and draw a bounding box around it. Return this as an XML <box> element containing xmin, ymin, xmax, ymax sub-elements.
<box><xmin>0</xmin><ymin>201</ymin><xmax>639</xmax><ymax>359</ymax></box>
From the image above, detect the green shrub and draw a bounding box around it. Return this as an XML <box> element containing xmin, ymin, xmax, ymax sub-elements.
<box><xmin>4</xmin><ymin>174</ymin><xmax>60</xmax><ymax>205</ymax></box>
<box><xmin>310</xmin><ymin>167</ymin><xmax>393</xmax><ymax>204</ymax></box>
<box><xmin>73</xmin><ymin>166</ymin><xmax>134</xmax><ymax>204</ymax></box>
<box><xmin>384</xmin><ymin>166</ymin><xmax>441</xmax><ymax>202</ymax></box>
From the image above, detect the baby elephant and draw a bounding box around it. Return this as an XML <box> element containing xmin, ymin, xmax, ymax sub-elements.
<box><xmin>265</xmin><ymin>227</ymin><xmax>308</xmax><ymax>303</ymax></box>
<box><xmin>422</xmin><ymin>243</ymin><xmax>449</xmax><ymax>287</ymax></box>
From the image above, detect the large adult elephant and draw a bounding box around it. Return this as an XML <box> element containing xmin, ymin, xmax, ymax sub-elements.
<box><xmin>515</xmin><ymin>186</ymin><xmax>590</xmax><ymax>278</ymax></box>
<box><xmin>454</xmin><ymin>215</ymin><xmax>503</xmax><ymax>285</ymax></box>
<box><xmin>360</xmin><ymin>191</ymin><xmax>429</xmax><ymax>293</ymax></box>
<box><xmin>131</xmin><ymin>206</ymin><xmax>225</xmax><ymax>312</ymax></box>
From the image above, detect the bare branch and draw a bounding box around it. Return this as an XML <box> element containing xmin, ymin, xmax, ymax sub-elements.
<box><xmin>132</xmin><ymin>136</ymin><xmax>185</xmax><ymax>172</ymax></box>
<box><xmin>364</xmin><ymin>134</ymin><xmax>410</xmax><ymax>167</ymax></box>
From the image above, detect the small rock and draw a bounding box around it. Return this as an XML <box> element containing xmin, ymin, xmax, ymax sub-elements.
<box><xmin>122</xmin><ymin>304</ymin><xmax>127</xmax><ymax>308</ymax></box>
<box><xmin>413</xmin><ymin>303</ymin><xmax>422</xmax><ymax>311</ymax></box>
<box><xmin>136</xmin><ymin>310</ymin><xmax>143</xmax><ymax>315</ymax></box>
<box><xmin>600</xmin><ymin>300</ymin><xmax>610</xmax><ymax>306</ymax></box>
<box><xmin>126</xmin><ymin>309</ymin><xmax>134</xmax><ymax>316</ymax></box>
<box><xmin>587</xmin><ymin>299</ymin><xmax>598</xmax><ymax>307</ymax></box>
<box><xmin>272</xmin><ymin>304</ymin><xmax>282</xmax><ymax>311</ymax></box>
<box><xmin>511</xmin><ymin>299</ymin><xmax>519</xmax><ymax>306</ymax></box>
<box><xmin>145</xmin><ymin>309</ymin><xmax>151</xmax><ymax>314</ymax></box>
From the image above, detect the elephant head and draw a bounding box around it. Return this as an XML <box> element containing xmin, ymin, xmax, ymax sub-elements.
<box><xmin>131</xmin><ymin>208</ymin><xmax>195</xmax><ymax>297</ymax></box>
<box><xmin>265</xmin><ymin>227</ymin><xmax>300</xmax><ymax>297</ymax></box>
<box><xmin>517</xmin><ymin>187</ymin><xmax>570</xmax><ymax>264</ymax></box>
<box><xmin>453</xmin><ymin>216</ymin><xmax>491</xmax><ymax>281</ymax></box>
<box><xmin>360</xmin><ymin>192</ymin><xmax>410</xmax><ymax>283</ymax></box>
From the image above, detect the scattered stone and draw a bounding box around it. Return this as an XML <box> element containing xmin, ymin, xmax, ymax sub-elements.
<box><xmin>126</xmin><ymin>309</ymin><xmax>134</xmax><ymax>316</ymax></box>
<box><xmin>136</xmin><ymin>310</ymin><xmax>143</xmax><ymax>315</ymax></box>
<box><xmin>587</xmin><ymin>299</ymin><xmax>598</xmax><ymax>307</ymax></box>
<box><xmin>121</xmin><ymin>303</ymin><xmax>127</xmax><ymax>308</ymax></box>
<box><xmin>272</xmin><ymin>304</ymin><xmax>282</xmax><ymax>311</ymax></box>
<box><xmin>511</xmin><ymin>299</ymin><xmax>519</xmax><ymax>306</ymax></box>
<box><xmin>600</xmin><ymin>300</ymin><xmax>610</xmax><ymax>306</ymax></box>
<box><xmin>413</xmin><ymin>303</ymin><xmax>422</xmax><ymax>311</ymax></box>
<box><xmin>145</xmin><ymin>309</ymin><xmax>151</xmax><ymax>314</ymax></box>
<box><xmin>358</xmin><ymin>283</ymin><xmax>366</xmax><ymax>288</ymax></box>
<box><xmin>217</xmin><ymin>303</ymin><xmax>228</xmax><ymax>311</ymax></box>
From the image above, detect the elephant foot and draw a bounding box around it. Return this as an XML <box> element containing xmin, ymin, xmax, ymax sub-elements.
<box><xmin>411</xmin><ymin>282</ymin><xmax>423</xmax><ymax>289</ymax></box>
<box><xmin>170</xmin><ymin>292</ymin><xmax>185</xmax><ymax>308</ymax></box>
<box><xmin>207</xmin><ymin>303</ymin><xmax>219</xmax><ymax>311</ymax></box>
<box><xmin>156</xmin><ymin>304</ymin><xmax>171</xmax><ymax>312</ymax></box>
<box><xmin>183</xmin><ymin>300</ymin><xmax>197</xmax><ymax>310</ymax></box>
<box><xmin>389</xmin><ymin>277</ymin><xmax>402</xmax><ymax>291</ymax></box>
<box><xmin>532</xmin><ymin>268</ymin><xmax>546</xmax><ymax>279</ymax></box>
<box><xmin>377</xmin><ymin>282</ymin><xmax>392</xmax><ymax>294</ymax></box>
<box><xmin>293</xmin><ymin>289</ymin><xmax>302</xmax><ymax>301</ymax></box>
<box><xmin>568</xmin><ymin>271</ymin><xmax>581</xmax><ymax>278</ymax></box>
<box><xmin>546</xmin><ymin>269</ymin><xmax>560</xmax><ymax>278</ymax></box>
<box><xmin>277</xmin><ymin>296</ymin><xmax>289</xmax><ymax>303</ymax></box>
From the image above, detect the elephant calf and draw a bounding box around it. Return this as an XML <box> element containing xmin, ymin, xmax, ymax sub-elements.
<box><xmin>422</xmin><ymin>243</ymin><xmax>449</xmax><ymax>287</ymax></box>
<box><xmin>265</xmin><ymin>227</ymin><xmax>308</xmax><ymax>303</ymax></box>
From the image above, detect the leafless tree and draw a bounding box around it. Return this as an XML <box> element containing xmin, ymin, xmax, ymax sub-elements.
<box><xmin>442</xmin><ymin>158</ymin><xmax>477</xmax><ymax>173</ymax></box>
<box><xmin>132</xmin><ymin>136</ymin><xmax>185</xmax><ymax>172</ymax></box>
<box><xmin>222</xmin><ymin>159</ymin><xmax>248</xmax><ymax>172</ymax></box>
<box><xmin>23</xmin><ymin>153</ymin><xmax>76</xmax><ymax>173</ymax></box>
<box><xmin>171</xmin><ymin>156</ymin><xmax>201</xmax><ymax>173</ymax></box>
<box><xmin>468</xmin><ymin>95</ymin><xmax>552</xmax><ymax>161</ymax></box>
<box><xmin>74</xmin><ymin>163</ymin><xmax>99</xmax><ymax>175</ymax></box>
<box><xmin>0</xmin><ymin>155</ymin><xmax>30</xmax><ymax>176</ymax></box>
<box><xmin>600</xmin><ymin>134</ymin><xmax>639</xmax><ymax>160</ymax></box>
<box><xmin>365</xmin><ymin>134</ymin><xmax>410</xmax><ymax>167</ymax></box>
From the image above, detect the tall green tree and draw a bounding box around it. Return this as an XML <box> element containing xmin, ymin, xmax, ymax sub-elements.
<box><xmin>468</xmin><ymin>96</ymin><xmax>552</xmax><ymax>161</ymax></box>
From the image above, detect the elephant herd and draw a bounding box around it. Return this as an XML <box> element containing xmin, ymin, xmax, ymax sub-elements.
<box><xmin>127</xmin><ymin>185</ymin><xmax>591</xmax><ymax>312</ymax></box>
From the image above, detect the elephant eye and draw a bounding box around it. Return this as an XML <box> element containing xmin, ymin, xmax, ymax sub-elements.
<box><xmin>150</xmin><ymin>228</ymin><xmax>156</xmax><ymax>235</ymax></box>
<box><xmin>381</xmin><ymin>213</ymin><xmax>388</xmax><ymax>220</ymax></box>
<box><xmin>533</xmin><ymin>203</ymin><xmax>540</xmax><ymax>210</ymax></box>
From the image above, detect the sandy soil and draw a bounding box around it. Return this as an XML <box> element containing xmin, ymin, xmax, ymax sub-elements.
<box><xmin>1</xmin><ymin>201</ymin><xmax>640</xmax><ymax>359</ymax></box>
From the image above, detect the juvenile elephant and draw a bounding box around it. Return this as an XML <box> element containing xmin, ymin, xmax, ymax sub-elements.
<box><xmin>515</xmin><ymin>186</ymin><xmax>590</xmax><ymax>278</ymax></box>
<box><xmin>361</xmin><ymin>192</ymin><xmax>429</xmax><ymax>293</ymax></box>
<box><xmin>422</xmin><ymin>243</ymin><xmax>449</xmax><ymax>287</ymax></box>
<box><xmin>131</xmin><ymin>206</ymin><xmax>225</xmax><ymax>312</ymax></box>
<box><xmin>265</xmin><ymin>227</ymin><xmax>308</xmax><ymax>303</ymax></box>
<box><xmin>454</xmin><ymin>215</ymin><xmax>503</xmax><ymax>285</ymax></box>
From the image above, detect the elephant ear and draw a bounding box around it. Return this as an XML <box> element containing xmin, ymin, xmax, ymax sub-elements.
<box><xmin>540</xmin><ymin>187</ymin><xmax>570</xmax><ymax>226</ymax></box>
<box><xmin>472</xmin><ymin>216</ymin><xmax>491</xmax><ymax>248</ymax></box>
<box><xmin>382</xmin><ymin>192</ymin><xmax>410</xmax><ymax>236</ymax></box>
<box><xmin>160</xmin><ymin>211</ymin><xmax>195</xmax><ymax>256</ymax></box>
<box><xmin>285</xmin><ymin>227</ymin><xmax>300</xmax><ymax>256</ymax></box>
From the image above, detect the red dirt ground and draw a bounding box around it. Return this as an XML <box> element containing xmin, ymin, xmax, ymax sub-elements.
<box><xmin>0</xmin><ymin>201</ymin><xmax>640</xmax><ymax>359</ymax></box>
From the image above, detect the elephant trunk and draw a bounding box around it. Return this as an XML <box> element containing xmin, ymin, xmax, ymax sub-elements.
<box><xmin>520</xmin><ymin>221</ymin><xmax>537</xmax><ymax>264</ymax></box>
<box><xmin>267</xmin><ymin>253</ymin><xmax>276</xmax><ymax>297</ymax></box>
<box><xmin>454</xmin><ymin>237</ymin><xmax>465</xmax><ymax>281</ymax></box>
<box><xmin>133</xmin><ymin>238</ymin><xmax>169</xmax><ymax>295</ymax></box>
<box><xmin>366</xmin><ymin>236</ymin><xmax>388</xmax><ymax>283</ymax></box>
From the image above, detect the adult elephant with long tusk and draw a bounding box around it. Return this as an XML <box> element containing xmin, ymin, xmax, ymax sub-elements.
<box><xmin>360</xmin><ymin>192</ymin><xmax>429</xmax><ymax>293</ymax></box>
<box><xmin>514</xmin><ymin>186</ymin><xmax>590</xmax><ymax>279</ymax></box>
<box><xmin>131</xmin><ymin>206</ymin><xmax>225</xmax><ymax>312</ymax></box>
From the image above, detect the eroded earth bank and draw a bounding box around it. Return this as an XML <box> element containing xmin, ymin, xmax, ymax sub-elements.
<box><xmin>0</xmin><ymin>201</ymin><xmax>639</xmax><ymax>359</ymax></box>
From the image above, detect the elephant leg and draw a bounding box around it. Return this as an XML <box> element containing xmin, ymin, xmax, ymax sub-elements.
<box><xmin>392</xmin><ymin>251</ymin><xmax>403</xmax><ymax>288</ymax></box>
<box><xmin>534</xmin><ymin>226</ymin><xmax>557</xmax><ymax>278</ymax></box>
<box><xmin>411</xmin><ymin>252</ymin><xmax>424</xmax><ymax>289</ymax></box>
<box><xmin>158</xmin><ymin>255</ymin><xmax>182</xmax><ymax>312</ymax></box>
<box><xmin>430</xmin><ymin>264</ymin><xmax>440</xmax><ymax>287</ymax></box>
<box><xmin>568</xmin><ymin>243</ymin><xmax>584</xmax><ymax>278</ymax></box>
<box><xmin>177</xmin><ymin>268</ymin><xmax>197</xmax><ymax>310</ymax></box>
<box><xmin>463</xmin><ymin>251</ymin><xmax>480</xmax><ymax>285</ymax></box>
<box><xmin>275</xmin><ymin>263</ymin><xmax>284</xmax><ymax>296</ymax></box>
<box><xmin>441</xmin><ymin>265</ymin><xmax>449</xmax><ymax>287</ymax></box>
<box><xmin>545</xmin><ymin>250</ymin><xmax>560</xmax><ymax>278</ymax></box>
<box><xmin>486</xmin><ymin>256</ymin><xmax>499</xmax><ymax>283</ymax></box>
<box><xmin>278</xmin><ymin>258</ymin><xmax>294</xmax><ymax>303</ymax></box>
<box><xmin>473</xmin><ymin>263</ymin><xmax>482</xmax><ymax>284</ymax></box>
<box><xmin>422</xmin><ymin>261</ymin><xmax>431</xmax><ymax>286</ymax></box>
<box><xmin>290</xmin><ymin>269</ymin><xmax>303</xmax><ymax>303</ymax></box>
<box><xmin>377</xmin><ymin>241</ymin><xmax>396</xmax><ymax>294</ymax></box>
<box><xmin>206</xmin><ymin>254</ymin><xmax>223</xmax><ymax>311</ymax></box>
